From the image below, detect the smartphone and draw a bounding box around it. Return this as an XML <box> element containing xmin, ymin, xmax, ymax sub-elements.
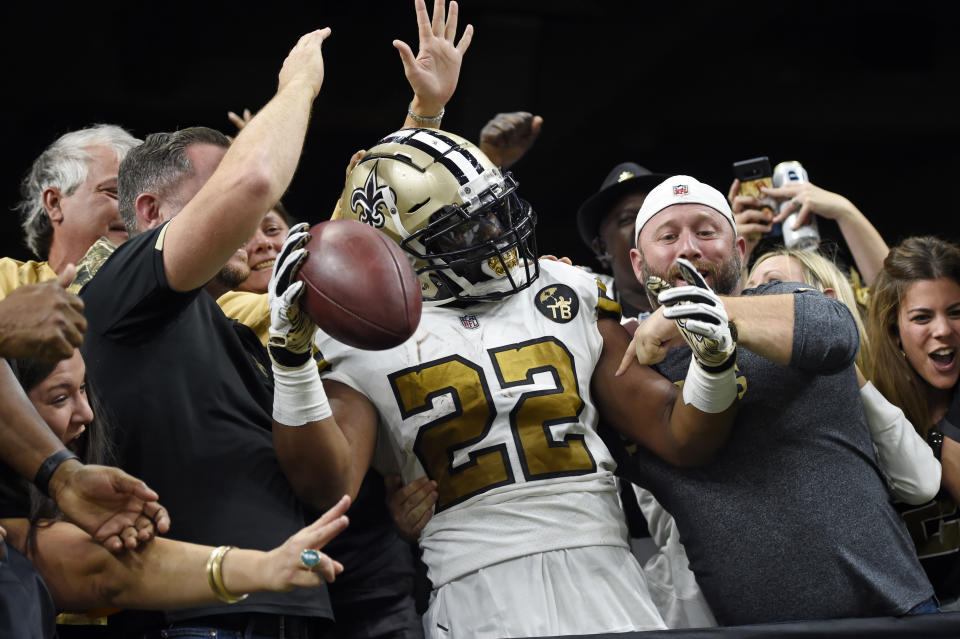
<box><xmin>732</xmin><ymin>156</ymin><xmax>779</xmax><ymax>238</ymax></box>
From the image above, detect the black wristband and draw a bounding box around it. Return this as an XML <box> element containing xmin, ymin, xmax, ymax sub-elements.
<box><xmin>34</xmin><ymin>449</ymin><xmax>80</xmax><ymax>497</ymax></box>
<box><xmin>268</xmin><ymin>344</ymin><xmax>312</xmax><ymax>369</ymax></box>
<box><xmin>700</xmin><ymin>347</ymin><xmax>738</xmax><ymax>374</ymax></box>
<box><xmin>927</xmin><ymin>429</ymin><xmax>944</xmax><ymax>462</ymax></box>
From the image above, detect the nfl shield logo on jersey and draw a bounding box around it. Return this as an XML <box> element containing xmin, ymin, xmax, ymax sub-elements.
<box><xmin>459</xmin><ymin>314</ymin><xmax>480</xmax><ymax>329</ymax></box>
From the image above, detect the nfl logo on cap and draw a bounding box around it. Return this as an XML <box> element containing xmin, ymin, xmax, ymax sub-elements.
<box><xmin>634</xmin><ymin>175</ymin><xmax>737</xmax><ymax>242</ymax></box>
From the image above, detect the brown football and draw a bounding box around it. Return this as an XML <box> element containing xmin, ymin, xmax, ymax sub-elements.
<box><xmin>297</xmin><ymin>220</ymin><xmax>422</xmax><ymax>350</ymax></box>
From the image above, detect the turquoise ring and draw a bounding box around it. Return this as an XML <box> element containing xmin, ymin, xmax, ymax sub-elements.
<box><xmin>300</xmin><ymin>549</ymin><xmax>321</xmax><ymax>568</ymax></box>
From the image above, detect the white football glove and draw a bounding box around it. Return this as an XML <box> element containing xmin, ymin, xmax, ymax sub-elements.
<box><xmin>268</xmin><ymin>222</ymin><xmax>315</xmax><ymax>369</ymax></box>
<box><xmin>655</xmin><ymin>258</ymin><xmax>736</xmax><ymax>372</ymax></box>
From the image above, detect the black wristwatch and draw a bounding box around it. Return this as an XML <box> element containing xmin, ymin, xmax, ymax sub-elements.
<box><xmin>927</xmin><ymin>429</ymin><xmax>944</xmax><ymax>462</ymax></box>
<box><xmin>34</xmin><ymin>449</ymin><xmax>80</xmax><ymax>497</ymax></box>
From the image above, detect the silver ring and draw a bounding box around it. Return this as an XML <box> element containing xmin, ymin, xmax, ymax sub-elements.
<box><xmin>791</xmin><ymin>197</ymin><xmax>801</xmax><ymax>206</ymax></box>
<box><xmin>300</xmin><ymin>549</ymin><xmax>321</xmax><ymax>568</ymax></box>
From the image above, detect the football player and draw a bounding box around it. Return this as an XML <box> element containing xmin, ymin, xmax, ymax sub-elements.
<box><xmin>267</xmin><ymin>130</ymin><xmax>740</xmax><ymax>637</ymax></box>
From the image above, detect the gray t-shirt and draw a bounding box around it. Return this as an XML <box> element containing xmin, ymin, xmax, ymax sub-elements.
<box><xmin>602</xmin><ymin>281</ymin><xmax>932</xmax><ymax>625</ymax></box>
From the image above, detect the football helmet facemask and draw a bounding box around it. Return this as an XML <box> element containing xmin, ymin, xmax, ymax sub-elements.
<box><xmin>339</xmin><ymin>128</ymin><xmax>539</xmax><ymax>306</ymax></box>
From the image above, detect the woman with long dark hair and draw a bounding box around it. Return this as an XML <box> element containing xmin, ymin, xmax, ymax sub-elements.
<box><xmin>0</xmin><ymin>349</ymin><xmax>350</xmax><ymax>621</ymax></box>
<box><xmin>867</xmin><ymin>236</ymin><xmax>960</xmax><ymax>608</ymax></box>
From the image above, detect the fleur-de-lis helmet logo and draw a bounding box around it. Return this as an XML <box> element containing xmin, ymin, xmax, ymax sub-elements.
<box><xmin>349</xmin><ymin>161</ymin><xmax>396</xmax><ymax>229</ymax></box>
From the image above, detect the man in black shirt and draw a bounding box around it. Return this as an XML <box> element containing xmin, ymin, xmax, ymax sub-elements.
<box><xmin>80</xmin><ymin>28</ymin><xmax>337</xmax><ymax>638</ymax></box>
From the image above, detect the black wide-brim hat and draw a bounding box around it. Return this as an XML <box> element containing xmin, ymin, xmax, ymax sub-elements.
<box><xmin>576</xmin><ymin>162</ymin><xmax>670</xmax><ymax>247</ymax></box>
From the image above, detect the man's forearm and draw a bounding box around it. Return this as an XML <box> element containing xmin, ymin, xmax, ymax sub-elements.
<box><xmin>722</xmin><ymin>294</ymin><xmax>795</xmax><ymax>365</ymax></box>
<box><xmin>224</xmin><ymin>80</ymin><xmax>317</xmax><ymax>212</ymax></box>
<box><xmin>724</xmin><ymin>290</ymin><xmax>858</xmax><ymax>372</ymax></box>
<box><xmin>162</xmin><ymin>30</ymin><xmax>330</xmax><ymax>293</ymax></box>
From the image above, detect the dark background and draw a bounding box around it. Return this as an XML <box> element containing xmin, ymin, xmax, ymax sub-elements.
<box><xmin>3</xmin><ymin>1</ymin><xmax>958</xmax><ymax>270</ymax></box>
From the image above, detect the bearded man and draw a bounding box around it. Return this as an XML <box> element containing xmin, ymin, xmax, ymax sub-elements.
<box><xmin>609</xmin><ymin>175</ymin><xmax>936</xmax><ymax>626</ymax></box>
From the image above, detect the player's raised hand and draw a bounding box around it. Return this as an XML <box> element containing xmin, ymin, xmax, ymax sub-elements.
<box><xmin>395</xmin><ymin>0</ymin><xmax>474</xmax><ymax>121</ymax></box>
<box><xmin>268</xmin><ymin>223</ymin><xmax>315</xmax><ymax>368</ymax></box>
<box><xmin>658</xmin><ymin>258</ymin><xmax>736</xmax><ymax>372</ymax></box>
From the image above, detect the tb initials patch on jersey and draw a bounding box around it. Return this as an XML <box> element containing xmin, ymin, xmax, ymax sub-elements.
<box><xmin>535</xmin><ymin>284</ymin><xmax>580</xmax><ymax>323</ymax></box>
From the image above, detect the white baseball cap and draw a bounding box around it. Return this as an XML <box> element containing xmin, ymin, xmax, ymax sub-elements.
<box><xmin>634</xmin><ymin>175</ymin><xmax>736</xmax><ymax>242</ymax></box>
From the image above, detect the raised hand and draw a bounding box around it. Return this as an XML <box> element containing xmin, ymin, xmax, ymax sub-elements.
<box><xmin>395</xmin><ymin>0</ymin><xmax>474</xmax><ymax>120</ymax></box>
<box><xmin>344</xmin><ymin>150</ymin><xmax>367</xmax><ymax>188</ymax></box>
<box><xmin>727</xmin><ymin>179</ymin><xmax>774</xmax><ymax>263</ymax></box>
<box><xmin>760</xmin><ymin>180</ymin><xmax>888</xmax><ymax>285</ymax></box>
<box><xmin>278</xmin><ymin>28</ymin><xmax>333</xmax><ymax>98</ymax></box>
<box><xmin>657</xmin><ymin>258</ymin><xmax>736</xmax><ymax>372</ymax></box>
<box><xmin>761</xmin><ymin>181</ymin><xmax>855</xmax><ymax>229</ymax></box>
<box><xmin>225</xmin><ymin>108</ymin><xmax>254</xmax><ymax>142</ymax></box>
<box><xmin>227</xmin><ymin>108</ymin><xmax>253</xmax><ymax>133</ymax></box>
<box><xmin>479</xmin><ymin>112</ymin><xmax>544</xmax><ymax>170</ymax></box>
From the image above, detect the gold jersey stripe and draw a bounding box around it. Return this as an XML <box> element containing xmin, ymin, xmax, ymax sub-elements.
<box><xmin>154</xmin><ymin>222</ymin><xmax>170</xmax><ymax>250</ymax></box>
<box><xmin>596</xmin><ymin>281</ymin><xmax>622</xmax><ymax>321</ymax></box>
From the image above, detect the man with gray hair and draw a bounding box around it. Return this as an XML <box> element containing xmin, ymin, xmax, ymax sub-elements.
<box><xmin>3</xmin><ymin>124</ymin><xmax>140</xmax><ymax>298</ymax></box>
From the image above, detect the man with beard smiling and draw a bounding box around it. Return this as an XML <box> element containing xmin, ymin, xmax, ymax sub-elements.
<box><xmin>606</xmin><ymin>175</ymin><xmax>936</xmax><ymax>626</ymax></box>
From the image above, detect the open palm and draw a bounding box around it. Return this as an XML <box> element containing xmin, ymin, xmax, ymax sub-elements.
<box><xmin>394</xmin><ymin>0</ymin><xmax>474</xmax><ymax>116</ymax></box>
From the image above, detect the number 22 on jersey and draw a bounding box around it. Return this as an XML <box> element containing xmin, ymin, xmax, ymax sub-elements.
<box><xmin>388</xmin><ymin>337</ymin><xmax>597</xmax><ymax>511</ymax></box>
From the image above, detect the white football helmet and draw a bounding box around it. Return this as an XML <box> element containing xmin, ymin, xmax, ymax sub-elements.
<box><xmin>339</xmin><ymin>128</ymin><xmax>539</xmax><ymax>306</ymax></box>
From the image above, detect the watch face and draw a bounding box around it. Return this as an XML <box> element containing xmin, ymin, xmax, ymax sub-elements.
<box><xmin>927</xmin><ymin>430</ymin><xmax>944</xmax><ymax>460</ymax></box>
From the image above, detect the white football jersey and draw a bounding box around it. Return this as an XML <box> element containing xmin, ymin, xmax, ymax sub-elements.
<box><xmin>315</xmin><ymin>260</ymin><xmax>629</xmax><ymax>586</ymax></box>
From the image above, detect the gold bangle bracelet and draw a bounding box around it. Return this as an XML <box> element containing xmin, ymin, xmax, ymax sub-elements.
<box><xmin>206</xmin><ymin>546</ymin><xmax>249</xmax><ymax>604</ymax></box>
<box><xmin>205</xmin><ymin>546</ymin><xmax>221</xmax><ymax>600</ymax></box>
